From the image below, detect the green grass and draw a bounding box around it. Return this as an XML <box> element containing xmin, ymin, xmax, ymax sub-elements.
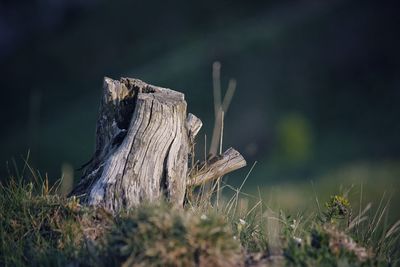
<box><xmin>1</xmin><ymin>170</ymin><xmax>399</xmax><ymax>267</ymax></box>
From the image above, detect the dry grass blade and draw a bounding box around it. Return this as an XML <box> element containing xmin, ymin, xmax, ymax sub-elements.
<box><xmin>371</xmin><ymin>197</ymin><xmax>391</xmax><ymax>237</ymax></box>
<box><xmin>229</xmin><ymin>162</ymin><xmax>257</xmax><ymax>217</ymax></box>
<box><xmin>222</xmin><ymin>79</ymin><xmax>236</xmax><ymax>114</ymax></box>
<box><xmin>385</xmin><ymin>220</ymin><xmax>400</xmax><ymax>239</ymax></box>
<box><xmin>210</xmin><ymin>62</ymin><xmax>222</xmax><ymax>156</ymax></box>
<box><xmin>216</xmin><ymin>111</ymin><xmax>225</xmax><ymax>208</ymax></box>
<box><xmin>212</xmin><ymin>61</ymin><xmax>222</xmax><ymax>118</ymax></box>
<box><xmin>348</xmin><ymin>202</ymin><xmax>372</xmax><ymax>230</ymax></box>
<box><xmin>210</xmin><ymin>62</ymin><xmax>237</xmax><ymax>156</ymax></box>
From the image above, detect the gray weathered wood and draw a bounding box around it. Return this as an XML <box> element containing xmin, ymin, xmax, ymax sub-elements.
<box><xmin>70</xmin><ymin>77</ymin><xmax>246</xmax><ymax>212</ymax></box>
<box><xmin>186</xmin><ymin>113</ymin><xmax>202</xmax><ymax>141</ymax></box>
<box><xmin>188</xmin><ymin>147</ymin><xmax>247</xmax><ymax>187</ymax></box>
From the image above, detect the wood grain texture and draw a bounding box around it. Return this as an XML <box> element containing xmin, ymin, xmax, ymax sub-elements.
<box><xmin>188</xmin><ymin>148</ymin><xmax>247</xmax><ymax>187</ymax></box>
<box><xmin>70</xmin><ymin>77</ymin><xmax>246</xmax><ymax>212</ymax></box>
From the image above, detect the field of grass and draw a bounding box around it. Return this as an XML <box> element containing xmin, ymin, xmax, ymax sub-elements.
<box><xmin>1</xmin><ymin>166</ymin><xmax>399</xmax><ymax>267</ymax></box>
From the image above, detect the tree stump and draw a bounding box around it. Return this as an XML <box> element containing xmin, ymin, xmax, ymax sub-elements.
<box><xmin>70</xmin><ymin>77</ymin><xmax>246</xmax><ymax>212</ymax></box>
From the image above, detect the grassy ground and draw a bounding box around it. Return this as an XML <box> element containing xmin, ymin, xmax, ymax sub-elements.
<box><xmin>1</xmin><ymin>170</ymin><xmax>399</xmax><ymax>267</ymax></box>
<box><xmin>243</xmin><ymin>160</ymin><xmax>400</xmax><ymax>226</ymax></box>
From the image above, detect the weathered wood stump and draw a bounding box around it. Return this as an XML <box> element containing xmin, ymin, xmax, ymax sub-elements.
<box><xmin>70</xmin><ymin>77</ymin><xmax>246</xmax><ymax>212</ymax></box>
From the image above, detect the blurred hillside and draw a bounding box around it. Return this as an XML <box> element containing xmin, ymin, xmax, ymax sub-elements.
<box><xmin>0</xmin><ymin>0</ymin><xmax>399</xmax><ymax>194</ymax></box>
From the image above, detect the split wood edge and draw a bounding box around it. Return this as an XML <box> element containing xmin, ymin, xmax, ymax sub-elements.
<box><xmin>185</xmin><ymin>111</ymin><xmax>247</xmax><ymax>187</ymax></box>
<box><xmin>70</xmin><ymin>76</ymin><xmax>247</xmax><ymax>209</ymax></box>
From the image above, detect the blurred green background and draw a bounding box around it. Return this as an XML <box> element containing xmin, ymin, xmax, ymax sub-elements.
<box><xmin>1</xmin><ymin>0</ymin><xmax>399</xmax><ymax>214</ymax></box>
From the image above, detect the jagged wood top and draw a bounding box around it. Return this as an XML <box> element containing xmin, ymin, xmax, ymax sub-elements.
<box><xmin>70</xmin><ymin>76</ymin><xmax>246</xmax><ymax>211</ymax></box>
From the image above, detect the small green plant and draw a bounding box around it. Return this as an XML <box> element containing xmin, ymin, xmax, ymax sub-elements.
<box><xmin>284</xmin><ymin>195</ymin><xmax>375</xmax><ymax>267</ymax></box>
<box><xmin>323</xmin><ymin>194</ymin><xmax>352</xmax><ymax>225</ymax></box>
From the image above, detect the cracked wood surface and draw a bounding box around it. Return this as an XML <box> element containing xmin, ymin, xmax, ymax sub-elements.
<box><xmin>70</xmin><ymin>77</ymin><xmax>246</xmax><ymax>212</ymax></box>
<box><xmin>188</xmin><ymin>148</ymin><xmax>247</xmax><ymax>187</ymax></box>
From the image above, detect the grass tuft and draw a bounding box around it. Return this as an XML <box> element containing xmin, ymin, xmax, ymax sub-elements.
<box><xmin>1</xmin><ymin>175</ymin><xmax>399</xmax><ymax>266</ymax></box>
